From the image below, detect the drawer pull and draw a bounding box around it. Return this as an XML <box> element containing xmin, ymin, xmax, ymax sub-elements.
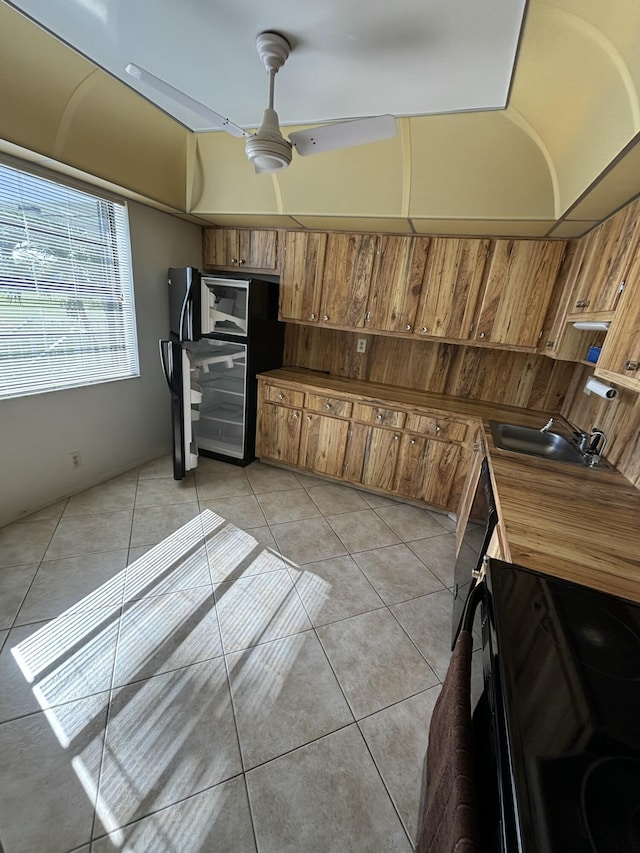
<box><xmin>575</xmin><ymin>299</ymin><xmax>590</xmax><ymax>308</ymax></box>
<box><xmin>292</xmin><ymin>412</ymin><xmax>299</xmax><ymax>419</ymax></box>
<box><xmin>310</xmin><ymin>312</ymin><xmax>316</xmax><ymax>320</ymax></box>
<box><xmin>393</xmin><ymin>434</ymin><xmax>399</xmax><ymax>441</ymax></box>
<box><xmin>325</xmin><ymin>403</ymin><xmax>332</xmax><ymax>409</ymax></box>
<box><xmin>410</xmin><ymin>439</ymin><xmax>416</xmax><ymax>445</ymax></box>
<box><xmin>306</xmin><ymin>415</ymin><xmax>312</xmax><ymax>422</ymax></box>
<box><xmin>278</xmin><ymin>393</ymin><xmax>284</xmax><ymax>400</ymax></box>
<box><xmin>478</xmin><ymin>332</ymin><xmax>486</xmax><ymax>339</ymax></box>
<box><xmin>434</xmin><ymin>425</ymin><xmax>441</xmax><ymax>434</ymax></box>
<box><xmin>376</xmin><ymin>414</ymin><xmax>383</xmax><ymax>421</ymax></box>
<box><xmin>421</xmin><ymin>326</ymin><xmax>428</xmax><ymax>334</ymax></box>
<box><xmin>405</xmin><ymin>324</ymin><xmax>412</xmax><ymax>331</ymax></box>
<box><xmin>323</xmin><ymin>314</ymin><xmax>329</xmax><ymax>321</ymax></box>
<box><xmin>625</xmin><ymin>360</ymin><xmax>639</xmax><ymax>371</ymax></box>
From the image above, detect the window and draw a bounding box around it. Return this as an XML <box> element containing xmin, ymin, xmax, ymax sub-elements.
<box><xmin>0</xmin><ymin>161</ymin><xmax>139</xmax><ymax>400</ymax></box>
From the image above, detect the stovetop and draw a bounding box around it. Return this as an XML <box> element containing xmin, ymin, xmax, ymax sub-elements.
<box><xmin>486</xmin><ymin>561</ymin><xmax>640</xmax><ymax>853</ymax></box>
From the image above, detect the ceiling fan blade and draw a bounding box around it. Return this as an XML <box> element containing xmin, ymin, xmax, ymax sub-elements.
<box><xmin>288</xmin><ymin>115</ymin><xmax>396</xmax><ymax>157</ymax></box>
<box><xmin>125</xmin><ymin>63</ymin><xmax>249</xmax><ymax>137</ymax></box>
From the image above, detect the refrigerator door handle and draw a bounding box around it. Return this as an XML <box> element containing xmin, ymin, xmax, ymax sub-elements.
<box><xmin>180</xmin><ymin>267</ymin><xmax>194</xmax><ymax>342</ymax></box>
<box><xmin>159</xmin><ymin>339</ymin><xmax>173</xmax><ymax>392</ymax></box>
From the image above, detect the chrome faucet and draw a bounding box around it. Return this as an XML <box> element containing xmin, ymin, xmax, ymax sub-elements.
<box><xmin>588</xmin><ymin>428</ymin><xmax>608</xmax><ymax>458</ymax></box>
<box><xmin>540</xmin><ymin>417</ymin><xmax>555</xmax><ymax>433</ymax></box>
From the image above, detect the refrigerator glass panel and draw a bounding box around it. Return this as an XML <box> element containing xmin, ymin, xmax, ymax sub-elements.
<box><xmin>201</xmin><ymin>278</ymin><xmax>249</xmax><ymax>337</ymax></box>
<box><xmin>191</xmin><ymin>339</ymin><xmax>247</xmax><ymax>459</ymax></box>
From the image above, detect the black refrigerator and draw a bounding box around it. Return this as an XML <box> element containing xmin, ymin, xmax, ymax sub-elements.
<box><xmin>160</xmin><ymin>267</ymin><xmax>284</xmax><ymax>480</ymax></box>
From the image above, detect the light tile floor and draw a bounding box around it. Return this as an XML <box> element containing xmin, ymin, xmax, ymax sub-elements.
<box><xmin>0</xmin><ymin>456</ymin><xmax>460</xmax><ymax>853</ymax></box>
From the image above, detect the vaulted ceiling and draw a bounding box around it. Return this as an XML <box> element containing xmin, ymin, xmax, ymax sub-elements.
<box><xmin>1</xmin><ymin>0</ymin><xmax>639</xmax><ymax>238</ymax></box>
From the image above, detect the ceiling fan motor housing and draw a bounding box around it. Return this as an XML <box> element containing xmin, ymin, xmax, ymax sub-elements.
<box><xmin>245</xmin><ymin>108</ymin><xmax>293</xmax><ymax>173</ymax></box>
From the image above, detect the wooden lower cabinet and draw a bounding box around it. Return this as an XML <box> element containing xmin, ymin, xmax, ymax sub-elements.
<box><xmin>394</xmin><ymin>435</ymin><xmax>464</xmax><ymax>508</ymax></box>
<box><xmin>344</xmin><ymin>424</ymin><xmax>402</xmax><ymax>491</ymax></box>
<box><xmin>256</xmin><ymin>402</ymin><xmax>302</xmax><ymax>466</ymax></box>
<box><xmin>299</xmin><ymin>413</ymin><xmax>350</xmax><ymax>478</ymax></box>
<box><xmin>256</xmin><ymin>376</ymin><xmax>471</xmax><ymax>512</ymax></box>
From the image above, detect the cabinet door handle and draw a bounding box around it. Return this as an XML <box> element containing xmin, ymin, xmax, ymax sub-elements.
<box><xmin>292</xmin><ymin>412</ymin><xmax>299</xmax><ymax>419</ymax></box>
<box><xmin>306</xmin><ymin>415</ymin><xmax>312</xmax><ymax>421</ymax></box>
<box><xmin>625</xmin><ymin>360</ymin><xmax>639</xmax><ymax>371</ymax></box>
<box><xmin>238</xmin><ymin>259</ymin><xmax>245</xmax><ymax>265</ymax></box>
<box><xmin>392</xmin><ymin>434</ymin><xmax>399</xmax><ymax>441</ymax></box>
<box><xmin>310</xmin><ymin>313</ymin><xmax>316</xmax><ymax>320</ymax></box>
<box><xmin>478</xmin><ymin>332</ymin><xmax>486</xmax><ymax>339</ymax></box>
<box><xmin>434</xmin><ymin>425</ymin><xmax>441</xmax><ymax>434</ymax></box>
<box><xmin>410</xmin><ymin>439</ymin><xmax>416</xmax><ymax>445</ymax></box>
<box><xmin>575</xmin><ymin>299</ymin><xmax>590</xmax><ymax>308</ymax></box>
<box><xmin>405</xmin><ymin>324</ymin><xmax>412</xmax><ymax>331</ymax></box>
<box><xmin>323</xmin><ymin>314</ymin><xmax>329</xmax><ymax>321</ymax></box>
<box><xmin>278</xmin><ymin>393</ymin><xmax>284</xmax><ymax>400</ymax></box>
<box><xmin>421</xmin><ymin>326</ymin><xmax>428</xmax><ymax>334</ymax></box>
<box><xmin>231</xmin><ymin>258</ymin><xmax>238</xmax><ymax>265</ymax></box>
<box><xmin>376</xmin><ymin>414</ymin><xmax>383</xmax><ymax>421</ymax></box>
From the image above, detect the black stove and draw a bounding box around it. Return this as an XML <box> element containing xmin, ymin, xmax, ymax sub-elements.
<box><xmin>482</xmin><ymin>561</ymin><xmax>640</xmax><ymax>853</ymax></box>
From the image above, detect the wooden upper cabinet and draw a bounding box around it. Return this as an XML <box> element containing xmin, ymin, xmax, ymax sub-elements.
<box><xmin>365</xmin><ymin>236</ymin><xmax>430</xmax><ymax>333</ymax></box>
<box><xmin>279</xmin><ymin>231</ymin><xmax>326</xmax><ymax>323</ymax></box>
<box><xmin>568</xmin><ymin>200</ymin><xmax>640</xmax><ymax>316</ymax></box>
<box><xmin>203</xmin><ymin>228</ymin><xmax>278</xmax><ymax>271</ymax></box>
<box><xmin>415</xmin><ymin>238</ymin><xmax>490</xmax><ymax>340</ymax></box>
<box><xmin>320</xmin><ymin>233</ymin><xmax>377</xmax><ymax>327</ymax></box>
<box><xmin>474</xmin><ymin>240</ymin><xmax>566</xmax><ymax>348</ymax></box>
<box><xmin>595</xmin><ymin>260</ymin><xmax>640</xmax><ymax>393</ymax></box>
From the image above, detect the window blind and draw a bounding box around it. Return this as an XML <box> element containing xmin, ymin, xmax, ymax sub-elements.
<box><xmin>0</xmin><ymin>162</ymin><xmax>139</xmax><ymax>400</ymax></box>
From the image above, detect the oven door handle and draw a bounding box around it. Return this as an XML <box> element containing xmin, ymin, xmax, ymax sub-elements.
<box><xmin>462</xmin><ymin>579</ymin><xmax>484</xmax><ymax>633</ymax></box>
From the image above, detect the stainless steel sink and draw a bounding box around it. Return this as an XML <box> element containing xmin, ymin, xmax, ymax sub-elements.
<box><xmin>489</xmin><ymin>421</ymin><xmax>586</xmax><ymax>464</ymax></box>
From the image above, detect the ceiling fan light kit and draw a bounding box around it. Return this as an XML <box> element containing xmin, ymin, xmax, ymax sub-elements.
<box><xmin>125</xmin><ymin>29</ymin><xmax>397</xmax><ymax>174</ymax></box>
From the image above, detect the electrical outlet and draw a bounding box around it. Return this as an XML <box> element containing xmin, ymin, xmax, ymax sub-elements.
<box><xmin>70</xmin><ymin>451</ymin><xmax>81</xmax><ymax>468</ymax></box>
<box><xmin>356</xmin><ymin>338</ymin><xmax>367</xmax><ymax>354</ymax></box>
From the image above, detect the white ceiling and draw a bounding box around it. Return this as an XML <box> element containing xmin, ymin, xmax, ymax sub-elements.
<box><xmin>7</xmin><ymin>0</ymin><xmax>527</xmax><ymax>131</ymax></box>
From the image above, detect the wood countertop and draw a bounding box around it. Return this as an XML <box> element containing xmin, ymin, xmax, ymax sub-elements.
<box><xmin>260</xmin><ymin>367</ymin><xmax>640</xmax><ymax>602</ymax></box>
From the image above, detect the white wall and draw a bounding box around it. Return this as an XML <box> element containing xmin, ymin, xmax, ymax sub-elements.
<box><xmin>0</xmin><ymin>200</ymin><xmax>202</xmax><ymax>526</ymax></box>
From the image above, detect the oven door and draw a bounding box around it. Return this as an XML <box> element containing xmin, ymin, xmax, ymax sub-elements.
<box><xmin>451</xmin><ymin>457</ymin><xmax>498</xmax><ymax>647</ymax></box>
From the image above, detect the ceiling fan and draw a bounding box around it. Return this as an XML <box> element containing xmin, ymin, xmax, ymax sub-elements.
<box><xmin>125</xmin><ymin>31</ymin><xmax>396</xmax><ymax>174</ymax></box>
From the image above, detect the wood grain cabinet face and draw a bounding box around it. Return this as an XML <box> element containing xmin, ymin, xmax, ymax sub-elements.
<box><xmin>344</xmin><ymin>423</ymin><xmax>402</xmax><ymax>491</ymax></box>
<box><xmin>257</xmin><ymin>402</ymin><xmax>302</xmax><ymax>465</ymax></box>
<box><xmin>203</xmin><ymin>228</ymin><xmax>278</xmax><ymax>271</ymax></box>
<box><xmin>595</xmin><ymin>265</ymin><xmax>640</xmax><ymax>393</ymax></box>
<box><xmin>352</xmin><ymin>403</ymin><xmax>406</xmax><ymax>428</ymax></box>
<box><xmin>415</xmin><ymin>237</ymin><xmax>490</xmax><ymax>340</ymax></box>
<box><xmin>568</xmin><ymin>201</ymin><xmax>640</xmax><ymax>316</ymax></box>
<box><xmin>394</xmin><ymin>435</ymin><xmax>463</xmax><ymax>508</ymax></box>
<box><xmin>320</xmin><ymin>233</ymin><xmax>377</xmax><ymax>327</ymax></box>
<box><xmin>365</xmin><ymin>236</ymin><xmax>430</xmax><ymax>333</ymax></box>
<box><xmin>474</xmin><ymin>240</ymin><xmax>566</xmax><ymax>348</ymax></box>
<box><xmin>299</xmin><ymin>413</ymin><xmax>350</xmax><ymax>478</ymax></box>
<box><xmin>279</xmin><ymin>231</ymin><xmax>327</xmax><ymax>322</ymax></box>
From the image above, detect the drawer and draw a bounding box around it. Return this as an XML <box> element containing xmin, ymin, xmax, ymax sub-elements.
<box><xmin>305</xmin><ymin>394</ymin><xmax>352</xmax><ymax>418</ymax></box>
<box><xmin>405</xmin><ymin>412</ymin><xmax>468</xmax><ymax>442</ymax></box>
<box><xmin>262</xmin><ymin>383</ymin><xmax>305</xmax><ymax>407</ymax></box>
<box><xmin>352</xmin><ymin>403</ymin><xmax>406</xmax><ymax>428</ymax></box>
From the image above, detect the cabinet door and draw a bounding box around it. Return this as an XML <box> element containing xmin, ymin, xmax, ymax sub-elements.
<box><xmin>595</xmin><ymin>266</ymin><xmax>640</xmax><ymax>393</ymax></box>
<box><xmin>568</xmin><ymin>201</ymin><xmax>640</xmax><ymax>315</ymax></box>
<box><xmin>474</xmin><ymin>240</ymin><xmax>565</xmax><ymax>348</ymax></box>
<box><xmin>203</xmin><ymin>229</ymin><xmax>238</xmax><ymax>268</ymax></box>
<box><xmin>256</xmin><ymin>402</ymin><xmax>301</xmax><ymax>465</ymax></box>
<box><xmin>394</xmin><ymin>436</ymin><xmax>463</xmax><ymax>510</ymax></box>
<box><xmin>299</xmin><ymin>413</ymin><xmax>350</xmax><ymax>478</ymax></box>
<box><xmin>344</xmin><ymin>423</ymin><xmax>402</xmax><ymax>491</ymax></box>
<box><xmin>365</xmin><ymin>236</ymin><xmax>430</xmax><ymax>333</ymax></box>
<box><xmin>279</xmin><ymin>231</ymin><xmax>326</xmax><ymax>322</ymax></box>
<box><xmin>415</xmin><ymin>238</ymin><xmax>490</xmax><ymax>340</ymax></box>
<box><xmin>320</xmin><ymin>233</ymin><xmax>376</xmax><ymax>327</ymax></box>
<box><xmin>238</xmin><ymin>230</ymin><xmax>278</xmax><ymax>270</ymax></box>
<box><xmin>203</xmin><ymin>228</ymin><xmax>278</xmax><ymax>270</ymax></box>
